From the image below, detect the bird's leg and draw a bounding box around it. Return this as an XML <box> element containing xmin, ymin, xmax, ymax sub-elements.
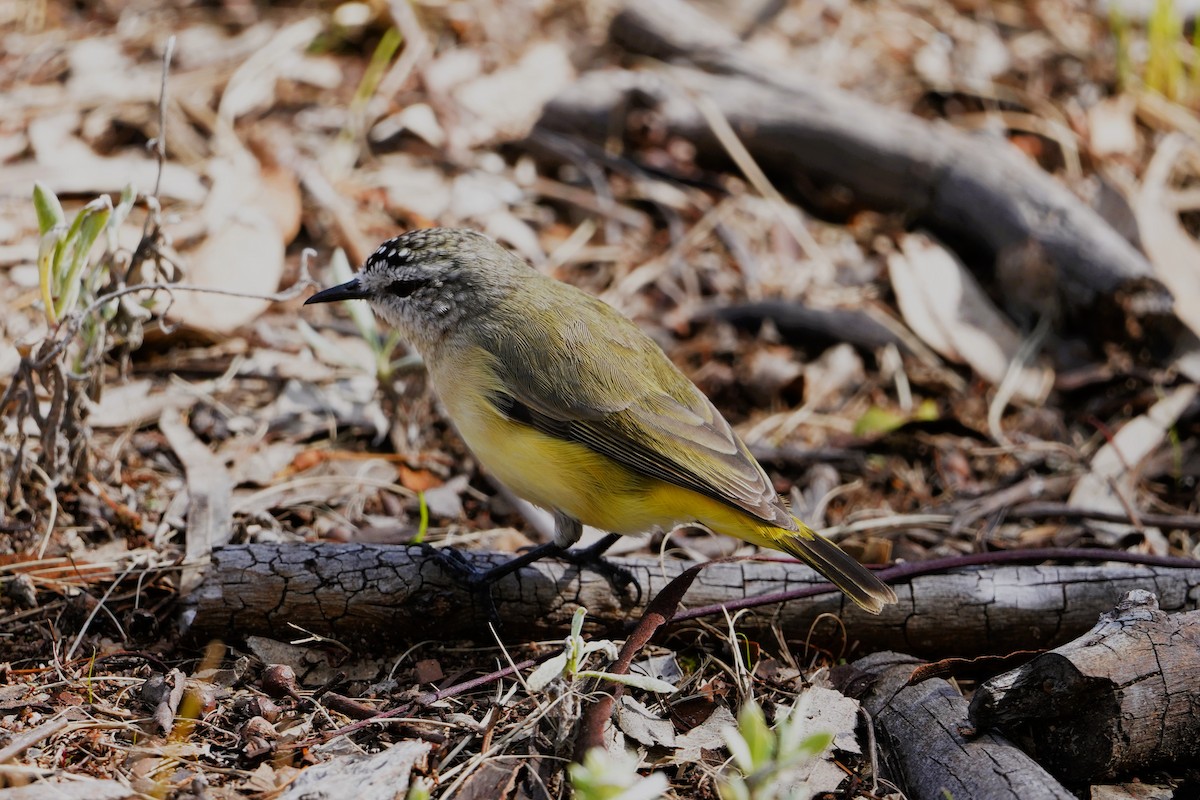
<box><xmin>552</xmin><ymin>530</ymin><xmax>641</xmax><ymax>604</ymax></box>
<box><xmin>424</xmin><ymin>513</ymin><xmax>640</xmax><ymax>604</ymax></box>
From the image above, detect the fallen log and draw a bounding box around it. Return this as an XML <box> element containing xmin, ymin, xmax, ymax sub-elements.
<box><xmin>836</xmin><ymin>651</ymin><xmax>1074</xmax><ymax>800</ymax></box>
<box><xmin>183</xmin><ymin>543</ymin><xmax>1200</xmax><ymax>656</ymax></box>
<box><xmin>534</xmin><ymin>0</ymin><xmax>1180</xmax><ymax>353</ymax></box>
<box><xmin>969</xmin><ymin>590</ymin><xmax>1200</xmax><ymax>783</ymax></box>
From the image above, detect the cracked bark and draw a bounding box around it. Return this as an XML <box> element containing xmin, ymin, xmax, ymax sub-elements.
<box><xmin>969</xmin><ymin>590</ymin><xmax>1200</xmax><ymax>783</ymax></box>
<box><xmin>183</xmin><ymin>543</ymin><xmax>1200</xmax><ymax>657</ymax></box>
<box><xmin>836</xmin><ymin>651</ymin><xmax>1074</xmax><ymax>800</ymax></box>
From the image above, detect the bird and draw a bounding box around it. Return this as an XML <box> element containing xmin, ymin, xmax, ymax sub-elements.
<box><xmin>304</xmin><ymin>228</ymin><xmax>896</xmax><ymax>613</ymax></box>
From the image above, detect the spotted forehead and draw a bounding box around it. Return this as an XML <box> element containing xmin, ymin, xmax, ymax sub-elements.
<box><xmin>364</xmin><ymin>228</ymin><xmax>486</xmax><ymax>271</ymax></box>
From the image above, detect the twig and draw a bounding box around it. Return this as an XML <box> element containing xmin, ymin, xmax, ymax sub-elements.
<box><xmin>379</xmin><ymin>0</ymin><xmax>431</xmax><ymax>99</ymax></box>
<box><xmin>314</xmin><ymin>655</ymin><xmax>543</xmax><ymax>744</ymax></box>
<box><xmin>151</xmin><ymin>37</ymin><xmax>175</xmax><ymax>201</ymax></box>
<box><xmin>683</xmin><ymin>75</ymin><xmax>832</xmax><ymax>272</ymax></box>
<box><xmin>573</xmin><ymin>558</ymin><xmax>722</xmax><ymax>761</ymax></box>
<box><xmin>1005</xmin><ymin>502</ymin><xmax>1200</xmax><ymax>532</ymax></box>
<box><xmin>65</xmin><ymin>558</ymin><xmax>139</xmax><ymax>660</ymax></box>
<box><xmin>0</xmin><ymin>716</ymin><xmax>70</xmax><ymax>764</ymax></box>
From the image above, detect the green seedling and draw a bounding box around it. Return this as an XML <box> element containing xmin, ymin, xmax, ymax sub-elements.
<box><xmin>718</xmin><ymin>696</ymin><xmax>834</xmax><ymax>800</ymax></box>
<box><xmin>526</xmin><ymin>608</ymin><xmax>677</xmax><ymax>694</ymax></box>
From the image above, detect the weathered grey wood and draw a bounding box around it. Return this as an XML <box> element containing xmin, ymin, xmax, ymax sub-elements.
<box><xmin>841</xmin><ymin>652</ymin><xmax>1074</xmax><ymax>800</ymax></box>
<box><xmin>535</xmin><ymin>0</ymin><xmax>1178</xmax><ymax>344</ymax></box>
<box><xmin>183</xmin><ymin>543</ymin><xmax>1200</xmax><ymax>656</ymax></box>
<box><xmin>970</xmin><ymin>590</ymin><xmax>1200</xmax><ymax>783</ymax></box>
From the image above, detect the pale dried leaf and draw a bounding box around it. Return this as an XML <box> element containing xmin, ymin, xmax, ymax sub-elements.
<box><xmin>797</xmin><ymin>686</ymin><xmax>861</xmax><ymax>756</ymax></box>
<box><xmin>454</xmin><ymin>42</ymin><xmax>576</xmax><ymax>144</ymax></box>
<box><xmin>803</xmin><ymin>343</ymin><xmax>864</xmax><ymax>409</ymax></box>
<box><xmin>66</xmin><ymin>38</ymin><xmax>159</xmax><ymax>104</ymax></box>
<box><xmin>617</xmin><ymin>696</ymin><xmax>677</xmax><ymax>748</ymax></box>
<box><xmin>218</xmin><ymin>18</ymin><xmax>324</xmax><ymax>123</ymax></box>
<box><xmin>88</xmin><ymin>381</ymin><xmax>196</xmax><ymax>429</ymax></box>
<box><xmin>371</xmin><ymin>103</ymin><xmax>446</xmax><ymax>148</ymax></box>
<box><xmin>673</xmin><ymin>704</ymin><xmax>736</xmax><ymax>762</ymax></box>
<box><xmin>161</xmin><ymin>408</ymin><xmax>234</xmax><ymax>590</ymax></box>
<box><xmin>422</xmin><ymin>475</ymin><xmax>469</xmax><ymax>519</ymax></box>
<box><xmin>0</xmin><ymin>777</ymin><xmax>136</xmax><ymax>800</ymax></box>
<box><xmin>257</xmin><ymin>377</ymin><xmax>388</xmax><ymax>441</ymax></box>
<box><xmin>1134</xmin><ymin>134</ymin><xmax>1200</xmax><ymax>339</ymax></box>
<box><xmin>166</xmin><ymin>154</ymin><xmax>287</xmax><ymax>334</ymax></box>
<box><xmin>1089</xmin><ymin>95</ymin><xmax>1138</xmax><ymax>158</ymax></box>
<box><xmin>0</xmin><ymin>155</ymin><xmax>205</xmax><ymax>204</ymax></box>
<box><xmin>888</xmin><ymin>233</ymin><xmax>1052</xmax><ymax>403</ymax></box>
<box><xmin>277</xmin><ymin>740</ymin><xmax>431</xmax><ymax>800</ymax></box>
<box><xmin>372</xmin><ymin>157</ymin><xmax>453</xmax><ymax>221</ymax></box>
<box><xmin>1068</xmin><ymin>383</ymin><xmax>1198</xmax><ymax>546</ymax></box>
<box><xmin>225</xmin><ymin>440</ymin><xmax>302</xmax><ymax>487</ymax></box>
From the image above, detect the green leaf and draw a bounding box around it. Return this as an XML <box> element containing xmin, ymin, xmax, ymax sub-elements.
<box><xmin>526</xmin><ymin>652</ymin><xmax>569</xmax><ymax>692</ymax></box>
<box><xmin>722</xmin><ymin>724</ymin><xmax>755</xmax><ymax>775</ymax></box>
<box><xmin>796</xmin><ymin>730</ymin><xmax>834</xmax><ymax>760</ymax></box>
<box><xmin>570</xmin><ymin>606</ymin><xmax>587</xmax><ymax>639</ymax></box>
<box><xmin>33</xmin><ymin>182</ymin><xmax>66</xmax><ymax>234</ymax></box>
<box><xmin>736</xmin><ymin>700</ymin><xmax>774</xmax><ymax>768</ymax></box>
<box><xmin>578</xmin><ymin>670</ymin><xmax>676</xmax><ymax>693</ymax></box>
<box><xmin>54</xmin><ymin>197</ymin><xmax>112</xmax><ymax>319</ymax></box>
<box><xmin>37</xmin><ymin>227</ymin><xmax>66</xmax><ymax>325</ymax></box>
<box><xmin>568</xmin><ymin>746</ymin><xmax>669</xmax><ymax>800</ymax></box>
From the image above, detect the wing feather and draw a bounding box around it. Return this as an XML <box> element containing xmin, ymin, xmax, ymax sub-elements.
<box><xmin>477</xmin><ymin>291</ymin><xmax>795</xmax><ymax>531</ymax></box>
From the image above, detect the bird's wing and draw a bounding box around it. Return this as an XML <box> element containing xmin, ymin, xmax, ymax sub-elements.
<box><xmin>480</xmin><ymin>293</ymin><xmax>796</xmax><ymax>531</ymax></box>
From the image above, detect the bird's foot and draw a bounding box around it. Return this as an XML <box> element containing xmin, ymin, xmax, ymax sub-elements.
<box><xmin>419</xmin><ymin>544</ymin><xmax>504</xmax><ymax>625</ymax></box>
<box><xmin>422</xmin><ymin>536</ymin><xmax>641</xmax><ymax>617</ymax></box>
<box><xmin>554</xmin><ymin>534</ymin><xmax>642</xmax><ymax>605</ymax></box>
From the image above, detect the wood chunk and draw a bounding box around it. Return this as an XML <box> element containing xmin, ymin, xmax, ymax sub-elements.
<box><xmin>838</xmin><ymin>652</ymin><xmax>1073</xmax><ymax>800</ymax></box>
<box><xmin>184</xmin><ymin>543</ymin><xmax>1200</xmax><ymax>657</ymax></box>
<box><xmin>969</xmin><ymin>591</ymin><xmax>1200</xmax><ymax>783</ymax></box>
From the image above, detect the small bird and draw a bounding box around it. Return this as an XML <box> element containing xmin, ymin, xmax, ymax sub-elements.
<box><xmin>305</xmin><ymin>229</ymin><xmax>896</xmax><ymax>613</ymax></box>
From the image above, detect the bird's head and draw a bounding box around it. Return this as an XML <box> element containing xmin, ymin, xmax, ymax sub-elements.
<box><xmin>305</xmin><ymin>228</ymin><xmax>522</xmax><ymax>349</ymax></box>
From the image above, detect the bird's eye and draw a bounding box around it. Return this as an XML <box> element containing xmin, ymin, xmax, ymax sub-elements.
<box><xmin>387</xmin><ymin>278</ymin><xmax>427</xmax><ymax>298</ymax></box>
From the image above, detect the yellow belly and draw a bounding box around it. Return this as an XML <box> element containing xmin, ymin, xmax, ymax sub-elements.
<box><xmin>427</xmin><ymin>347</ymin><xmax>785</xmax><ymax>546</ymax></box>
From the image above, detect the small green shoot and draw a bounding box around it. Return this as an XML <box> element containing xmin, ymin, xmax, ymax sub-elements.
<box><xmin>411</xmin><ymin>491</ymin><xmax>430</xmax><ymax>544</ymax></box>
<box><xmin>718</xmin><ymin>696</ymin><xmax>835</xmax><ymax>800</ymax></box>
<box><xmin>1110</xmin><ymin>0</ymin><xmax>1200</xmax><ymax>106</ymax></box>
<box><xmin>404</xmin><ymin>776</ymin><xmax>433</xmax><ymax>800</ymax></box>
<box><xmin>1146</xmin><ymin>0</ymin><xmax>1186</xmax><ymax>101</ymax></box>
<box><xmin>853</xmin><ymin>398</ymin><xmax>938</xmax><ymax>437</ymax></box>
<box><xmin>569</xmin><ymin>746</ymin><xmax>669</xmax><ymax>800</ymax></box>
<box><xmin>352</xmin><ymin>27</ymin><xmax>403</xmax><ymax>119</ymax></box>
<box><xmin>526</xmin><ymin>608</ymin><xmax>677</xmax><ymax>694</ymax></box>
<box><xmin>34</xmin><ymin>183</ymin><xmax>117</xmax><ymax>325</ymax></box>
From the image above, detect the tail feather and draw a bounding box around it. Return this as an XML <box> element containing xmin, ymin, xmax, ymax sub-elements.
<box><xmin>769</xmin><ymin>522</ymin><xmax>896</xmax><ymax>614</ymax></box>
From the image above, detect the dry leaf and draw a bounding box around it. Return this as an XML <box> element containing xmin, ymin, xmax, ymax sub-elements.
<box><xmin>1089</xmin><ymin>95</ymin><xmax>1138</xmax><ymax>158</ymax></box>
<box><xmin>1134</xmin><ymin>134</ymin><xmax>1200</xmax><ymax>340</ymax></box>
<box><xmin>399</xmin><ymin>465</ymin><xmax>444</xmax><ymax>493</ymax></box>
<box><xmin>166</xmin><ymin>153</ymin><xmax>287</xmax><ymax>334</ymax></box>
<box><xmin>277</xmin><ymin>741</ymin><xmax>431</xmax><ymax>800</ymax></box>
<box><xmin>1067</xmin><ymin>383</ymin><xmax>1198</xmax><ymax>548</ymax></box>
<box><xmin>454</xmin><ymin>41</ymin><xmax>576</xmax><ymax>144</ymax></box>
<box><xmin>888</xmin><ymin>233</ymin><xmax>1053</xmax><ymax>403</ymax></box>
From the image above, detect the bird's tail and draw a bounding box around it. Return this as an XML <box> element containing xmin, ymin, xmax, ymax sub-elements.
<box><xmin>767</xmin><ymin>519</ymin><xmax>896</xmax><ymax>614</ymax></box>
